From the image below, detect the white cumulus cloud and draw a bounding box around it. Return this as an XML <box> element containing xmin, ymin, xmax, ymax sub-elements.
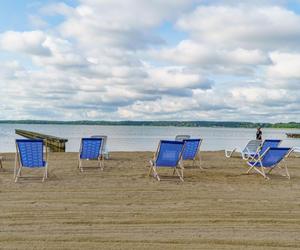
<box><xmin>0</xmin><ymin>0</ymin><xmax>300</xmax><ymax>122</ymax></box>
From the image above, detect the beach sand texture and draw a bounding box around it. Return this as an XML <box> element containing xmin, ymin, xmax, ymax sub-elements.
<box><xmin>0</xmin><ymin>151</ymin><xmax>300</xmax><ymax>249</ymax></box>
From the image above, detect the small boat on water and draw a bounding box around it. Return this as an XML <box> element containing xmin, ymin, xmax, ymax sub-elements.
<box><xmin>286</xmin><ymin>133</ymin><xmax>300</xmax><ymax>138</ymax></box>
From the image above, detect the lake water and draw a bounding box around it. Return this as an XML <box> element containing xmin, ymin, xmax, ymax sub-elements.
<box><xmin>0</xmin><ymin>124</ymin><xmax>300</xmax><ymax>152</ymax></box>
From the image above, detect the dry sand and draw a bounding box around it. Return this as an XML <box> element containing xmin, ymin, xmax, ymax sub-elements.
<box><xmin>0</xmin><ymin>151</ymin><xmax>300</xmax><ymax>249</ymax></box>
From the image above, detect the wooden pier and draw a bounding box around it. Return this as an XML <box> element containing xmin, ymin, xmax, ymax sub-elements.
<box><xmin>15</xmin><ymin>129</ymin><xmax>68</xmax><ymax>152</ymax></box>
<box><xmin>286</xmin><ymin>133</ymin><xmax>300</xmax><ymax>138</ymax></box>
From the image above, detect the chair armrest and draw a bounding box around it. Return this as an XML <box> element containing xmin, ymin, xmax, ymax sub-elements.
<box><xmin>225</xmin><ymin>148</ymin><xmax>237</xmax><ymax>158</ymax></box>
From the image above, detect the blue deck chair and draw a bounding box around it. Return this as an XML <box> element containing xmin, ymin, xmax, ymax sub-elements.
<box><xmin>78</xmin><ymin>138</ymin><xmax>104</xmax><ymax>172</ymax></box>
<box><xmin>246</xmin><ymin>147</ymin><xmax>291</xmax><ymax>179</ymax></box>
<box><xmin>149</xmin><ymin>140</ymin><xmax>185</xmax><ymax>181</ymax></box>
<box><xmin>248</xmin><ymin>139</ymin><xmax>281</xmax><ymax>161</ymax></box>
<box><xmin>182</xmin><ymin>139</ymin><xmax>203</xmax><ymax>169</ymax></box>
<box><xmin>15</xmin><ymin>139</ymin><xmax>48</xmax><ymax>182</ymax></box>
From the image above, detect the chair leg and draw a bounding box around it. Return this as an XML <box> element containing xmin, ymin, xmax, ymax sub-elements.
<box><xmin>241</xmin><ymin>152</ymin><xmax>246</xmax><ymax>160</ymax></box>
<box><xmin>15</xmin><ymin>166</ymin><xmax>22</xmax><ymax>183</ymax></box>
<box><xmin>275</xmin><ymin>161</ymin><xmax>288</xmax><ymax>178</ymax></box>
<box><xmin>98</xmin><ymin>158</ymin><xmax>103</xmax><ymax>171</ymax></box>
<box><xmin>148</xmin><ymin>165</ymin><xmax>153</xmax><ymax>176</ymax></box>
<box><xmin>283</xmin><ymin>161</ymin><xmax>290</xmax><ymax>179</ymax></box>
<box><xmin>246</xmin><ymin>166</ymin><xmax>254</xmax><ymax>174</ymax></box>
<box><xmin>42</xmin><ymin>164</ymin><xmax>48</xmax><ymax>182</ymax></box>
<box><xmin>197</xmin><ymin>155</ymin><xmax>203</xmax><ymax>170</ymax></box>
<box><xmin>285</xmin><ymin>165</ymin><xmax>290</xmax><ymax>179</ymax></box>
<box><xmin>172</xmin><ymin>168</ymin><xmax>176</xmax><ymax>176</ymax></box>
<box><xmin>180</xmin><ymin>168</ymin><xmax>184</xmax><ymax>180</ymax></box>
<box><xmin>175</xmin><ymin>168</ymin><xmax>184</xmax><ymax>182</ymax></box>
<box><xmin>42</xmin><ymin>170</ymin><xmax>46</xmax><ymax>182</ymax></box>
<box><xmin>14</xmin><ymin>156</ymin><xmax>19</xmax><ymax>179</ymax></box>
<box><xmin>101</xmin><ymin>159</ymin><xmax>104</xmax><ymax>171</ymax></box>
<box><xmin>261</xmin><ymin>167</ymin><xmax>267</xmax><ymax>179</ymax></box>
<box><xmin>79</xmin><ymin>160</ymin><xmax>83</xmax><ymax>172</ymax></box>
<box><xmin>252</xmin><ymin>167</ymin><xmax>269</xmax><ymax>179</ymax></box>
<box><xmin>153</xmin><ymin>167</ymin><xmax>160</xmax><ymax>181</ymax></box>
<box><xmin>199</xmin><ymin>161</ymin><xmax>203</xmax><ymax>170</ymax></box>
<box><xmin>14</xmin><ymin>165</ymin><xmax>17</xmax><ymax>179</ymax></box>
<box><xmin>247</xmin><ymin>162</ymin><xmax>269</xmax><ymax>179</ymax></box>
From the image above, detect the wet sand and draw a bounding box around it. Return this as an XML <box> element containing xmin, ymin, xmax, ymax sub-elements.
<box><xmin>0</xmin><ymin>151</ymin><xmax>300</xmax><ymax>249</ymax></box>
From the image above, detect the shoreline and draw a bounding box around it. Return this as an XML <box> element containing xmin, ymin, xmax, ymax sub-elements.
<box><xmin>1</xmin><ymin>121</ymin><xmax>300</xmax><ymax>129</ymax></box>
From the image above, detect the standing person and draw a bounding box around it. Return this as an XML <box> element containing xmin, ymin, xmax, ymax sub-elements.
<box><xmin>256</xmin><ymin>127</ymin><xmax>262</xmax><ymax>141</ymax></box>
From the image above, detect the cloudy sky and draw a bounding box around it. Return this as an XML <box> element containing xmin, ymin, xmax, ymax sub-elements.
<box><xmin>0</xmin><ymin>0</ymin><xmax>300</xmax><ymax>122</ymax></box>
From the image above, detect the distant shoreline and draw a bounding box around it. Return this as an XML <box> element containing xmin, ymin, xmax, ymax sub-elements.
<box><xmin>0</xmin><ymin>120</ymin><xmax>300</xmax><ymax>129</ymax></box>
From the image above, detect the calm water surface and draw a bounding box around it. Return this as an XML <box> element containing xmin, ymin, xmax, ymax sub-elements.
<box><xmin>0</xmin><ymin>124</ymin><xmax>300</xmax><ymax>152</ymax></box>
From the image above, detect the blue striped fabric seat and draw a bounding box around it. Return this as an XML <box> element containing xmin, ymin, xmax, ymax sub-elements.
<box><xmin>80</xmin><ymin>138</ymin><xmax>103</xmax><ymax>160</ymax></box>
<box><xmin>259</xmin><ymin>139</ymin><xmax>281</xmax><ymax>155</ymax></box>
<box><xmin>155</xmin><ymin>140</ymin><xmax>184</xmax><ymax>167</ymax></box>
<box><xmin>15</xmin><ymin>139</ymin><xmax>48</xmax><ymax>182</ymax></box>
<box><xmin>249</xmin><ymin>147</ymin><xmax>290</xmax><ymax>168</ymax></box>
<box><xmin>250</xmin><ymin>139</ymin><xmax>281</xmax><ymax>157</ymax></box>
<box><xmin>149</xmin><ymin>140</ymin><xmax>185</xmax><ymax>181</ymax></box>
<box><xmin>16</xmin><ymin>139</ymin><xmax>45</xmax><ymax>168</ymax></box>
<box><xmin>182</xmin><ymin>139</ymin><xmax>201</xmax><ymax>160</ymax></box>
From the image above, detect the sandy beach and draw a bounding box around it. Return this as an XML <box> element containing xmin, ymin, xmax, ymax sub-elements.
<box><xmin>0</xmin><ymin>151</ymin><xmax>300</xmax><ymax>249</ymax></box>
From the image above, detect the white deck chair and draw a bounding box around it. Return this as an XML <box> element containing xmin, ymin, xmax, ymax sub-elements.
<box><xmin>91</xmin><ymin>135</ymin><xmax>109</xmax><ymax>159</ymax></box>
<box><xmin>175</xmin><ymin>135</ymin><xmax>191</xmax><ymax>141</ymax></box>
<box><xmin>225</xmin><ymin>140</ymin><xmax>261</xmax><ymax>159</ymax></box>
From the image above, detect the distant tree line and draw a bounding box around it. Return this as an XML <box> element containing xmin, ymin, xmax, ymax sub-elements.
<box><xmin>1</xmin><ymin>120</ymin><xmax>300</xmax><ymax>128</ymax></box>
